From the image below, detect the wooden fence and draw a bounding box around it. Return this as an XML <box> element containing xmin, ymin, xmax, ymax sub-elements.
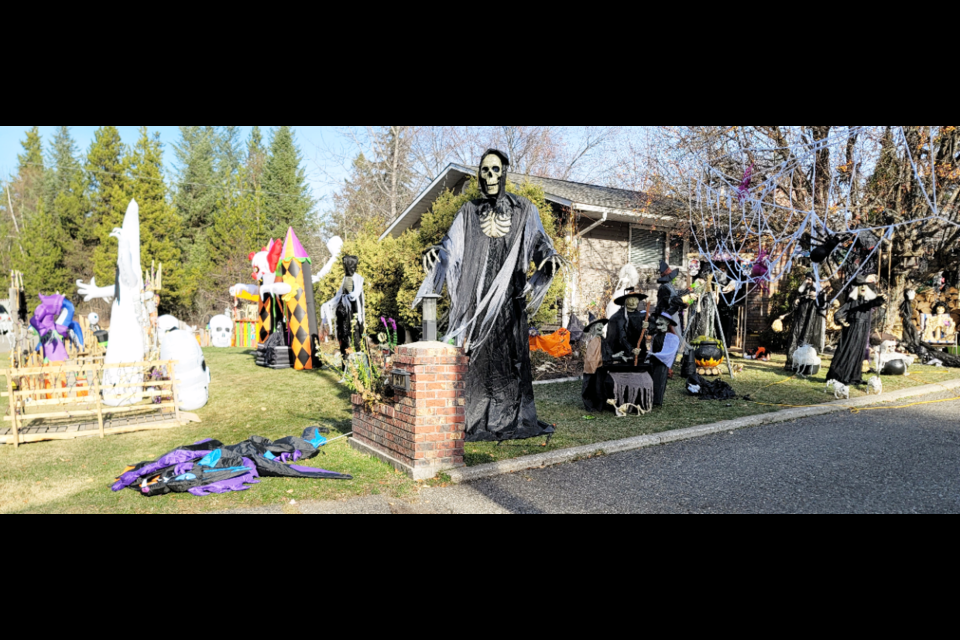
<box><xmin>1</xmin><ymin>359</ymin><xmax>186</xmax><ymax>448</ymax></box>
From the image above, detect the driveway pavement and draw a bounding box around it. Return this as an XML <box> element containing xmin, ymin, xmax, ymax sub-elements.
<box><xmin>229</xmin><ymin>390</ymin><xmax>960</xmax><ymax>515</ymax></box>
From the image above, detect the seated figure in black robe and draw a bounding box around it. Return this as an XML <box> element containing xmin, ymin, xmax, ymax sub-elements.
<box><xmin>827</xmin><ymin>274</ymin><xmax>887</xmax><ymax>386</ymax></box>
<box><xmin>605</xmin><ymin>288</ymin><xmax>649</xmax><ymax>365</ymax></box>
<box><xmin>581</xmin><ymin>319</ymin><xmax>612</xmax><ymax>412</ymax></box>
<box><xmin>415</xmin><ymin>149</ymin><xmax>561</xmax><ymax>443</ymax></box>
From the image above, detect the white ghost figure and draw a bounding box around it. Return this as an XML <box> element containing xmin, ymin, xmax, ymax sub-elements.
<box><xmin>867</xmin><ymin>376</ymin><xmax>883</xmax><ymax>396</ymax></box>
<box><xmin>160</xmin><ymin>329</ymin><xmax>210</xmax><ymax>411</ymax></box>
<box><xmin>157</xmin><ymin>315</ymin><xmax>180</xmax><ymax>336</ymax></box>
<box><xmin>76</xmin><ymin>200</ymin><xmax>147</xmax><ymax>407</ymax></box>
<box><xmin>209</xmin><ymin>315</ymin><xmax>233</xmax><ymax>348</ymax></box>
<box><xmin>607</xmin><ymin>263</ymin><xmax>641</xmax><ymax>318</ymax></box>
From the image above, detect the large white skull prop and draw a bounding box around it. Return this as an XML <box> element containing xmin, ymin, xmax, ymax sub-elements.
<box><xmin>481</xmin><ymin>155</ymin><xmax>503</xmax><ymax>196</ymax></box>
<box><xmin>210</xmin><ymin>315</ymin><xmax>233</xmax><ymax>348</ymax></box>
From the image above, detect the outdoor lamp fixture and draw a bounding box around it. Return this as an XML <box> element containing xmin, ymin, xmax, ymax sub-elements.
<box><xmin>421</xmin><ymin>294</ymin><xmax>440</xmax><ymax>342</ymax></box>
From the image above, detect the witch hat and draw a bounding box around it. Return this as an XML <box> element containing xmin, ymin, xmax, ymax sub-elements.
<box><xmin>614</xmin><ymin>287</ymin><xmax>648</xmax><ymax>307</ymax></box>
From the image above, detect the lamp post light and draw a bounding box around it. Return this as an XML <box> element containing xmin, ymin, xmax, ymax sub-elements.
<box><xmin>421</xmin><ymin>294</ymin><xmax>441</xmax><ymax>342</ymax></box>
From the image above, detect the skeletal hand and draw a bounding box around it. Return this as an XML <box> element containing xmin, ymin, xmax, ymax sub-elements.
<box><xmin>633</xmin><ymin>348</ymin><xmax>643</xmax><ymax>356</ymax></box>
<box><xmin>423</xmin><ymin>246</ymin><xmax>442</xmax><ymax>272</ymax></box>
<box><xmin>538</xmin><ymin>256</ymin><xmax>562</xmax><ymax>278</ymax></box>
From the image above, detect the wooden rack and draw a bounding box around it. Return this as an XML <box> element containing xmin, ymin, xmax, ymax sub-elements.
<box><xmin>1</xmin><ymin>359</ymin><xmax>186</xmax><ymax>448</ymax></box>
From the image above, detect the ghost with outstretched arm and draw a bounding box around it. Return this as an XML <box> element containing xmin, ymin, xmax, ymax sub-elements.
<box><xmin>76</xmin><ymin>200</ymin><xmax>148</xmax><ymax>406</ymax></box>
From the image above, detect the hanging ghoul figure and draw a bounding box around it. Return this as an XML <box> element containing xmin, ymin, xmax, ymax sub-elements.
<box><xmin>826</xmin><ymin>274</ymin><xmax>886</xmax><ymax>386</ymax></box>
<box><xmin>416</xmin><ymin>150</ymin><xmax>562</xmax><ymax>442</ymax></box>
<box><xmin>330</xmin><ymin>255</ymin><xmax>365</xmax><ymax>361</ymax></box>
<box><xmin>779</xmin><ymin>272</ymin><xmax>827</xmax><ymax>370</ymax></box>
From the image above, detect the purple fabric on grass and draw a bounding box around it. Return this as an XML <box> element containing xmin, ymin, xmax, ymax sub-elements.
<box><xmin>174</xmin><ymin>463</ymin><xmax>194</xmax><ymax>476</ymax></box>
<box><xmin>188</xmin><ymin>458</ymin><xmax>260</xmax><ymax>496</ymax></box>
<box><xmin>112</xmin><ymin>449</ymin><xmax>212</xmax><ymax>492</ymax></box>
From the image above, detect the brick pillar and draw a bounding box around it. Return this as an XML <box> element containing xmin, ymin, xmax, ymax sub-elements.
<box><xmin>350</xmin><ymin>342</ymin><xmax>467</xmax><ymax>480</ymax></box>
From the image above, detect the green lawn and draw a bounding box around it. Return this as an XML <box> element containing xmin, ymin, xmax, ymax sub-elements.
<box><xmin>1</xmin><ymin>348</ymin><xmax>957</xmax><ymax>513</ymax></box>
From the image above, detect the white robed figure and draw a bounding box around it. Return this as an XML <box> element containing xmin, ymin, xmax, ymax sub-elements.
<box><xmin>77</xmin><ymin>200</ymin><xmax>150</xmax><ymax>407</ymax></box>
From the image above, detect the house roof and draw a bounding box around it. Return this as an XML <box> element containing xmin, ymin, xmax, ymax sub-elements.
<box><xmin>380</xmin><ymin>163</ymin><xmax>680</xmax><ymax>240</ymax></box>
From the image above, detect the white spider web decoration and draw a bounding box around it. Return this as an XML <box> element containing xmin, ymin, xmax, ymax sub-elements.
<box><xmin>686</xmin><ymin>126</ymin><xmax>958</xmax><ymax>308</ymax></box>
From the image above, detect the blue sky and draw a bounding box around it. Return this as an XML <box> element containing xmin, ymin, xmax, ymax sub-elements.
<box><xmin>0</xmin><ymin>126</ymin><xmax>348</xmax><ymax>205</ymax></box>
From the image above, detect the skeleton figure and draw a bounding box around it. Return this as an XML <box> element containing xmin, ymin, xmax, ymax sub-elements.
<box><xmin>414</xmin><ymin>149</ymin><xmax>561</xmax><ymax>443</ymax></box>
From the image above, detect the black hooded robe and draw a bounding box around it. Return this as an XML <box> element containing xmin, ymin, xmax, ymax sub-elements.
<box><xmin>826</xmin><ymin>296</ymin><xmax>885</xmax><ymax>385</ymax></box>
<box><xmin>785</xmin><ymin>290</ymin><xmax>827</xmax><ymax>369</ymax></box>
<box><xmin>605</xmin><ymin>307</ymin><xmax>648</xmax><ymax>363</ymax></box>
<box><xmin>416</xmin><ymin>192</ymin><xmax>558</xmax><ymax>443</ymax></box>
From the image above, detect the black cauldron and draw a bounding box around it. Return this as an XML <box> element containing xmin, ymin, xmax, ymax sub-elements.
<box><xmin>882</xmin><ymin>359</ymin><xmax>907</xmax><ymax>376</ymax></box>
<box><xmin>694</xmin><ymin>342</ymin><xmax>725</xmax><ymax>368</ymax></box>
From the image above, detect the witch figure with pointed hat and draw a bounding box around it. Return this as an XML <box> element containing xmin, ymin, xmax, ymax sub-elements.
<box><xmin>652</xmin><ymin>260</ymin><xmax>687</xmax><ymax>331</ymax></box>
<box><xmin>605</xmin><ymin>287</ymin><xmax>649</xmax><ymax>364</ymax></box>
<box><xmin>827</xmin><ymin>273</ymin><xmax>886</xmax><ymax>386</ymax></box>
<box><xmin>649</xmin><ymin>311</ymin><xmax>682</xmax><ymax>407</ymax></box>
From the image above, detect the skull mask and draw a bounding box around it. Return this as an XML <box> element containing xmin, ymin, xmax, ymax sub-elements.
<box><xmin>479</xmin><ymin>150</ymin><xmax>509</xmax><ymax>199</ymax></box>
<box><xmin>210</xmin><ymin>315</ymin><xmax>233</xmax><ymax>348</ymax></box>
<box><xmin>656</xmin><ymin>315</ymin><xmax>673</xmax><ymax>333</ymax></box>
<box><xmin>624</xmin><ymin>296</ymin><xmax>642</xmax><ymax>313</ymax></box>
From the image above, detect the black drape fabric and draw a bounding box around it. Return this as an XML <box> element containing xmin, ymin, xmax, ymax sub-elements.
<box><xmin>785</xmin><ymin>292</ymin><xmax>827</xmax><ymax>368</ymax></box>
<box><xmin>827</xmin><ymin>297</ymin><xmax>884</xmax><ymax>385</ymax></box>
<box><xmin>650</xmin><ymin>332</ymin><xmax>670</xmax><ymax>406</ymax></box>
<box><xmin>605</xmin><ymin>308</ymin><xmax>648</xmax><ymax>363</ymax></box>
<box><xmin>336</xmin><ymin>300</ymin><xmax>363</xmax><ymax>357</ymax></box>
<box><xmin>901</xmin><ymin>298</ymin><xmax>920</xmax><ymax>348</ymax></box>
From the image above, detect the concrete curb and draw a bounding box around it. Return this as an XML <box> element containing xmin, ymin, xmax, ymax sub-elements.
<box><xmin>532</xmin><ymin>376</ymin><xmax>582</xmax><ymax>386</ymax></box>
<box><xmin>446</xmin><ymin>378</ymin><xmax>960</xmax><ymax>484</ymax></box>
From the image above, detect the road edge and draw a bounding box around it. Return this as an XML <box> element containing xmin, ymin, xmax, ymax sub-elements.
<box><xmin>446</xmin><ymin>378</ymin><xmax>960</xmax><ymax>484</ymax></box>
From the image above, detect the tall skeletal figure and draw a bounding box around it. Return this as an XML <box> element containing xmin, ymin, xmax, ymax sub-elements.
<box><xmin>416</xmin><ymin>149</ymin><xmax>562</xmax><ymax>443</ymax></box>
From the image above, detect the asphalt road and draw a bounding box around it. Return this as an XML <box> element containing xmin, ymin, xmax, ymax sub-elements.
<box><xmin>222</xmin><ymin>390</ymin><xmax>960</xmax><ymax>515</ymax></box>
<box><xmin>413</xmin><ymin>390</ymin><xmax>960</xmax><ymax>514</ymax></box>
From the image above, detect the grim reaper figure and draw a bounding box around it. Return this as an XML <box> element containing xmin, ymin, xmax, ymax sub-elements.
<box><xmin>415</xmin><ymin>149</ymin><xmax>562</xmax><ymax>442</ymax></box>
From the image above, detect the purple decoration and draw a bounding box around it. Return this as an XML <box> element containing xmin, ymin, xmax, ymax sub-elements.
<box><xmin>112</xmin><ymin>449</ymin><xmax>213</xmax><ymax>492</ymax></box>
<box><xmin>188</xmin><ymin>458</ymin><xmax>260</xmax><ymax>496</ymax></box>
<box><xmin>289</xmin><ymin>465</ymin><xmax>346</xmax><ymax>477</ymax></box>
<box><xmin>30</xmin><ymin>294</ymin><xmax>69</xmax><ymax>362</ymax></box>
<box><xmin>737</xmin><ymin>164</ymin><xmax>754</xmax><ymax>202</ymax></box>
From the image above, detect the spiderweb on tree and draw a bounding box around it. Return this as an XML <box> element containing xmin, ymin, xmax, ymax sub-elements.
<box><xmin>685</xmin><ymin>126</ymin><xmax>959</xmax><ymax>310</ymax></box>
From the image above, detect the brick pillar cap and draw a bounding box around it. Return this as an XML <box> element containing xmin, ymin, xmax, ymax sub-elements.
<box><xmin>398</xmin><ymin>341</ymin><xmax>460</xmax><ymax>355</ymax></box>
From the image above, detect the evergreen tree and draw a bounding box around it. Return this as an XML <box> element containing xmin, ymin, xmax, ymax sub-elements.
<box><xmin>217</xmin><ymin>126</ymin><xmax>244</xmax><ymax>179</ymax></box>
<box><xmin>262</xmin><ymin>126</ymin><xmax>315</xmax><ymax>238</ymax></box>
<box><xmin>88</xmin><ymin>126</ymin><xmax>131</xmax><ymax>285</ymax></box>
<box><xmin>173</xmin><ymin>125</ymin><xmax>218</xmax><ymax>240</ymax></box>
<box><xmin>46</xmin><ymin>127</ymin><xmax>89</xmax><ymax>278</ymax></box>
<box><xmin>10</xmin><ymin>126</ymin><xmax>46</xmax><ymax>223</ymax></box>
<box><xmin>201</xmin><ymin>173</ymin><xmax>265</xmax><ymax>316</ymax></box>
<box><xmin>13</xmin><ymin>198</ymin><xmax>71</xmax><ymax>306</ymax></box>
<box><xmin>128</xmin><ymin>127</ymin><xmax>184</xmax><ymax>314</ymax></box>
<box><xmin>246</xmin><ymin>126</ymin><xmax>267</xmax><ymax>189</ymax></box>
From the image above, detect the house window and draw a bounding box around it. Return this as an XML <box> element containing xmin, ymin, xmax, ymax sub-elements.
<box><xmin>630</xmin><ymin>227</ymin><xmax>685</xmax><ymax>269</ymax></box>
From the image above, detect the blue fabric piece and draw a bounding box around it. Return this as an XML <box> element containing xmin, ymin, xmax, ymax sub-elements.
<box><xmin>263</xmin><ymin>451</ymin><xmax>276</xmax><ymax>461</ymax></box>
<box><xmin>175</xmin><ymin>473</ymin><xmax>197</xmax><ymax>482</ymax></box>
<box><xmin>304</xmin><ymin>427</ymin><xmax>327</xmax><ymax>448</ymax></box>
<box><xmin>198</xmin><ymin>450</ymin><xmax>222</xmax><ymax>468</ymax></box>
